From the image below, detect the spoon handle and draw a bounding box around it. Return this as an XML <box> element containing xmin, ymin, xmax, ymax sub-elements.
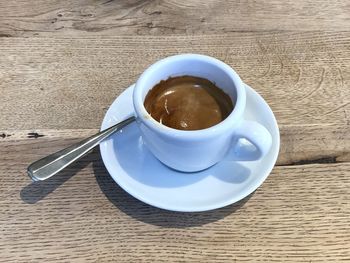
<box><xmin>27</xmin><ymin>116</ymin><xmax>135</xmax><ymax>182</ymax></box>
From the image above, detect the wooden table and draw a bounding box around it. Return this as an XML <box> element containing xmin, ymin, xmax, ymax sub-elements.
<box><xmin>1</xmin><ymin>1</ymin><xmax>349</xmax><ymax>262</ymax></box>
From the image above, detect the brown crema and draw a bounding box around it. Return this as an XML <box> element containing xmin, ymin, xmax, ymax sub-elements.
<box><xmin>144</xmin><ymin>76</ymin><xmax>234</xmax><ymax>130</ymax></box>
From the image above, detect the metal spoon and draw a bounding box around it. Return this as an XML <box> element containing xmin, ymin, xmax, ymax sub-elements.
<box><xmin>27</xmin><ymin>116</ymin><xmax>135</xmax><ymax>182</ymax></box>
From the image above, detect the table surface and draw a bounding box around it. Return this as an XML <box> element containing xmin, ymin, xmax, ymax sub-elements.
<box><xmin>1</xmin><ymin>1</ymin><xmax>349</xmax><ymax>262</ymax></box>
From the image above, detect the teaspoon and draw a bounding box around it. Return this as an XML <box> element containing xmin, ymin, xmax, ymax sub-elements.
<box><xmin>27</xmin><ymin>116</ymin><xmax>135</xmax><ymax>181</ymax></box>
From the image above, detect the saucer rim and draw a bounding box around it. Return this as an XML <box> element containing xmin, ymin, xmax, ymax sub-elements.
<box><xmin>100</xmin><ymin>83</ymin><xmax>280</xmax><ymax>212</ymax></box>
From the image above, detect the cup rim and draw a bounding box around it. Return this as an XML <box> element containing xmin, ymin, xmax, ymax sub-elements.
<box><xmin>133</xmin><ymin>54</ymin><xmax>246</xmax><ymax>140</ymax></box>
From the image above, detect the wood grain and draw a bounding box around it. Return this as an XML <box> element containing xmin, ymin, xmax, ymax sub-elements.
<box><xmin>0</xmin><ymin>0</ymin><xmax>350</xmax><ymax>37</ymax></box>
<box><xmin>0</xmin><ymin>144</ymin><xmax>349</xmax><ymax>262</ymax></box>
<box><xmin>1</xmin><ymin>122</ymin><xmax>349</xmax><ymax>166</ymax></box>
<box><xmin>1</xmin><ymin>32</ymin><xmax>349</xmax><ymax>130</ymax></box>
<box><xmin>1</xmin><ymin>0</ymin><xmax>350</xmax><ymax>261</ymax></box>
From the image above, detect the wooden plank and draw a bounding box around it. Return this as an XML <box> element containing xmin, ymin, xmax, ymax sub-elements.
<box><xmin>0</xmin><ymin>0</ymin><xmax>349</xmax><ymax>37</ymax></box>
<box><xmin>0</xmin><ymin>122</ymin><xmax>349</xmax><ymax>166</ymax></box>
<box><xmin>279</xmin><ymin>124</ymin><xmax>349</xmax><ymax>165</ymax></box>
<box><xmin>0</xmin><ymin>146</ymin><xmax>349</xmax><ymax>262</ymax></box>
<box><xmin>0</xmin><ymin>32</ymin><xmax>349</xmax><ymax>130</ymax></box>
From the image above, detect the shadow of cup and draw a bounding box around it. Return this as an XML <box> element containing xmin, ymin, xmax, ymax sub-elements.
<box><xmin>20</xmin><ymin>148</ymin><xmax>254</xmax><ymax>228</ymax></box>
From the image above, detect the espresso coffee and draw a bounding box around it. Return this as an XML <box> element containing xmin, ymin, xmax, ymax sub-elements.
<box><xmin>144</xmin><ymin>76</ymin><xmax>234</xmax><ymax>130</ymax></box>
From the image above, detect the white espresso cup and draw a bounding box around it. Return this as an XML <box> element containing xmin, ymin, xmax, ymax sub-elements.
<box><xmin>133</xmin><ymin>54</ymin><xmax>272</xmax><ymax>172</ymax></box>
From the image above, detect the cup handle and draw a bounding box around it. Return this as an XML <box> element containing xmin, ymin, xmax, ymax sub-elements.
<box><xmin>231</xmin><ymin>120</ymin><xmax>272</xmax><ymax>161</ymax></box>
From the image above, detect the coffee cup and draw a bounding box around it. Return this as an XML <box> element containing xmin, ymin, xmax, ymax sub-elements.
<box><xmin>133</xmin><ymin>54</ymin><xmax>272</xmax><ymax>172</ymax></box>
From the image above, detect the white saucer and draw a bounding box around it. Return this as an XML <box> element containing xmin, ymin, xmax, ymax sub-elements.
<box><xmin>100</xmin><ymin>84</ymin><xmax>280</xmax><ymax>212</ymax></box>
